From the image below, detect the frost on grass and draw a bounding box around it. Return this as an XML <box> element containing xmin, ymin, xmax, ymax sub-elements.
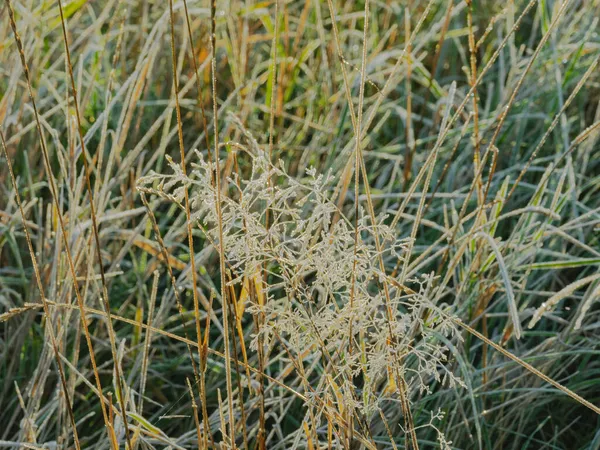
<box><xmin>137</xmin><ymin>121</ymin><xmax>463</xmax><ymax>443</ymax></box>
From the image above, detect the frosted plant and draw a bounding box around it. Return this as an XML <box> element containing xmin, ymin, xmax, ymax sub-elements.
<box><xmin>137</xmin><ymin>118</ymin><xmax>462</xmax><ymax>446</ymax></box>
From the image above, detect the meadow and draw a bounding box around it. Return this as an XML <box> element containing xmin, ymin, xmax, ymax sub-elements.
<box><xmin>1</xmin><ymin>0</ymin><xmax>600</xmax><ymax>448</ymax></box>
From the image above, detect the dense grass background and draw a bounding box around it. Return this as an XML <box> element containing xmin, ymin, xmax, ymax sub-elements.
<box><xmin>1</xmin><ymin>0</ymin><xmax>600</xmax><ymax>448</ymax></box>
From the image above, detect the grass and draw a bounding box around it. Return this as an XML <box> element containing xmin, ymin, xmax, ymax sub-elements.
<box><xmin>1</xmin><ymin>0</ymin><xmax>600</xmax><ymax>448</ymax></box>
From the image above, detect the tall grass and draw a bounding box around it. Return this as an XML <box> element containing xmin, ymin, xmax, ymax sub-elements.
<box><xmin>1</xmin><ymin>0</ymin><xmax>600</xmax><ymax>448</ymax></box>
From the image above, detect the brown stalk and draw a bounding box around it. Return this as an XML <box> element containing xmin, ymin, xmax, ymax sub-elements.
<box><xmin>225</xmin><ymin>271</ymin><xmax>250</xmax><ymax>449</ymax></box>
<box><xmin>4</xmin><ymin>0</ymin><xmax>118</xmax><ymax>444</ymax></box>
<box><xmin>166</xmin><ymin>2</ymin><xmax>208</xmax><ymax>439</ymax></box>
<box><xmin>138</xmin><ymin>192</ymin><xmax>214</xmax><ymax>445</ymax></box>
<box><xmin>486</xmin><ymin>0</ymin><xmax>571</xmax><ymax>158</ymax></box>
<box><xmin>251</xmin><ymin>278</ymin><xmax>267</xmax><ymax>450</ymax></box>
<box><xmin>1</xmin><ymin>131</ymin><xmax>81</xmax><ymax>450</ymax></box>
<box><xmin>323</xmin><ymin>0</ymin><xmax>432</xmax><ymax>445</ymax></box>
<box><xmin>93</xmin><ymin>3</ymin><xmax>126</xmax><ymax>204</ymax></box>
<box><xmin>466</xmin><ymin>0</ymin><xmax>483</xmax><ymax>205</ymax></box>
<box><xmin>209</xmin><ymin>0</ymin><xmax>237</xmax><ymax>444</ymax></box>
<box><xmin>200</xmin><ymin>292</ymin><xmax>215</xmax><ymax>450</ymax></box>
<box><xmin>413</xmin><ymin>0</ymin><xmax>453</xmax><ymax>141</ymax></box>
<box><xmin>230</xmin><ymin>151</ymin><xmax>257</xmax><ymax>396</ymax></box>
<box><xmin>137</xmin><ymin>270</ymin><xmax>159</xmax><ymax>415</ymax></box>
<box><xmin>181</xmin><ymin>0</ymin><xmax>213</xmax><ymax>164</ymax></box>
<box><xmin>402</xmin><ymin>9</ymin><xmax>415</xmax><ymax>190</ymax></box>
<box><xmin>187</xmin><ymin>378</ymin><xmax>204</xmax><ymax>449</ymax></box>
<box><xmin>258</xmin><ymin>3</ymin><xmax>281</xmax><ymax>443</ymax></box>
<box><xmin>267</xmin><ymin>0</ymin><xmax>280</xmax><ymax>163</ymax></box>
<box><xmin>55</xmin><ymin>1</ymin><xmax>133</xmax><ymax>446</ymax></box>
<box><xmin>378</xmin><ymin>408</ymin><xmax>399</xmax><ymax>450</ymax></box>
<box><xmin>348</xmin><ymin>0</ymin><xmax>372</xmax><ymax>361</ymax></box>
